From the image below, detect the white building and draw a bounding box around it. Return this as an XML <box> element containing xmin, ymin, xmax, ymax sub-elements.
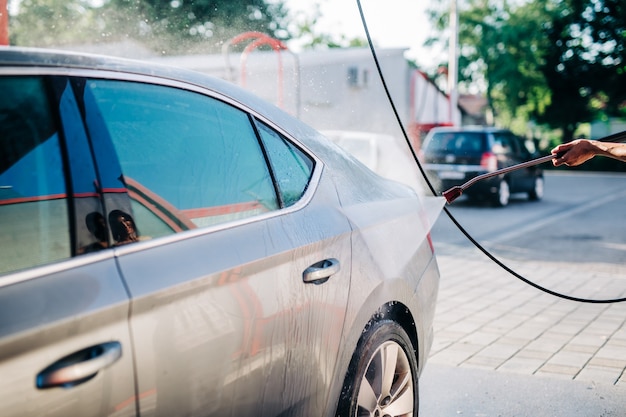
<box><xmin>154</xmin><ymin>46</ymin><xmax>462</xmax><ymax>149</ymax></box>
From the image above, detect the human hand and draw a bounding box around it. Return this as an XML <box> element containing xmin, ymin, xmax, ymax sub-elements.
<box><xmin>551</xmin><ymin>139</ymin><xmax>596</xmax><ymax>167</ymax></box>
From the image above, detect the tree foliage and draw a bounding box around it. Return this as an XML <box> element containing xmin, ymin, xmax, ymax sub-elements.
<box><xmin>539</xmin><ymin>0</ymin><xmax>626</xmax><ymax>140</ymax></box>
<box><xmin>10</xmin><ymin>0</ymin><xmax>290</xmax><ymax>54</ymax></box>
<box><xmin>11</xmin><ymin>0</ymin><xmax>102</xmax><ymax>47</ymax></box>
<box><xmin>426</xmin><ymin>0</ymin><xmax>626</xmax><ymax>141</ymax></box>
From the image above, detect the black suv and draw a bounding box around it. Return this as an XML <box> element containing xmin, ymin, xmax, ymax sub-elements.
<box><xmin>420</xmin><ymin>126</ymin><xmax>544</xmax><ymax>206</ymax></box>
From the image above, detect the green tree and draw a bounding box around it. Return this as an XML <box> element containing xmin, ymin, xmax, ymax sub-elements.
<box><xmin>497</xmin><ymin>1</ymin><xmax>552</xmax><ymax>130</ymax></box>
<box><xmin>426</xmin><ymin>0</ymin><xmax>551</xmax><ymax>131</ymax></box>
<box><xmin>10</xmin><ymin>0</ymin><xmax>102</xmax><ymax>46</ymax></box>
<box><xmin>10</xmin><ymin>0</ymin><xmax>290</xmax><ymax>54</ymax></box>
<box><xmin>592</xmin><ymin>0</ymin><xmax>626</xmax><ymax>118</ymax></box>
<box><xmin>426</xmin><ymin>0</ymin><xmax>626</xmax><ymax>141</ymax></box>
<box><xmin>102</xmin><ymin>0</ymin><xmax>290</xmax><ymax>52</ymax></box>
<box><xmin>539</xmin><ymin>0</ymin><xmax>626</xmax><ymax>140</ymax></box>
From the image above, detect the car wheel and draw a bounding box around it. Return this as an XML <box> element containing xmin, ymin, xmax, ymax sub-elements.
<box><xmin>336</xmin><ymin>320</ymin><xmax>419</xmax><ymax>417</ymax></box>
<box><xmin>492</xmin><ymin>180</ymin><xmax>510</xmax><ymax>207</ymax></box>
<box><xmin>528</xmin><ymin>177</ymin><xmax>544</xmax><ymax>201</ymax></box>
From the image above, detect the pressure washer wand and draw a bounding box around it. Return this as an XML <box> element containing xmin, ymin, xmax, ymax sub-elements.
<box><xmin>442</xmin><ymin>154</ymin><xmax>556</xmax><ymax>204</ymax></box>
<box><xmin>442</xmin><ymin>129</ymin><xmax>626</xmax><ymax>204</ymax></box>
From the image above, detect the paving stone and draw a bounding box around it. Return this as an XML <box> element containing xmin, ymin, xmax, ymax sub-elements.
<box><xmin>524</xmin><ymin>337</ymin><xmax>567</xmax><ymax>353</ymax></box>
<box><xmin>575</xmin><ymin>365</ymin><xmax>623</xmax><ymax>384</ymax></box>
<box><xmin>459</xmin><ymin>331</ymin><xmax>500</xmax><ymax>346</ymax></box>
<box><xmin>561</xmin><ymin>343</ymin><xmax>599</xmax><ymax>354</ymax></box>
<box><xmin>497</xmin><ymin>335</ymin><xmax>533</xmax><ymax>346</ymax></box>
<box><xmin>515</xmin><ymin>348</ymin><xmax>553</xmax><ymax>361</ymax></box>
<box><xmin>431</xmin><ymin>253</ymin><xmax>626</xmax><ymax>386</ymax></box>
<box><xmin>587</xmin><ymin>357</ymin><xmax>626</xmax><ymax>369</ymax></box>
<box><xmin>536</xmin><ymin>363</ymin><xmax>580</xmax><ymax>378</ymax></box>
<box><xmin>462</xmin><ymin>355</ymin><xmax>504</xmax><ymax>369</ymax></box>
<box><xmin>505</xmin><ymin>324</ymin><xmax>547</xmax><ymax>339</ymax></box>
<box><xmin>429</xmin><ymin>344</ymin><xmax>481</xmax><ymax>367</ymax></box>
<box><xmin>546</xmin><ymin>351</ymin><xmax>590</xmax><ymax>368</ymax></box>
<box><xmin>472</xmin><ymin>342</ymin><xmax>520</xmax><ymax>361</ymax></box>
<box><xmin>497</xmin><ymin>357</ymin><xmax>544</xmax><ymax>375</ymax></box>
<box><xmin>595</xmin><ymin>345</ymin><xmax>626</xmax><ymax>362</ymax></box>
<box><xmin>568</xmin><ymin>333</ymin><xmax>608</xmax><ymax>348</ymax></box>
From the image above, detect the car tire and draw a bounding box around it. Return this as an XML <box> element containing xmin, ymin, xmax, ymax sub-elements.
<box><xmin>336</xmin><ymin>320</ymin><xmax>419</xmax><ymax>417</ymax></box>
<box><xmin>492</xmin><ymin>179</ymin><xmax>510</xmax><ymax>207</ymax></box>
<box><xmin>528</xmin><ymin>177</ymin><xmax>544</xmax><ymax>201</ymax></box>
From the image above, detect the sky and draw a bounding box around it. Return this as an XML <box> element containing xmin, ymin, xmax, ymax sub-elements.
<box><xmin>283</xmin><ymin>0</ymin><xmax>446</xmax><ymax>70</ymax></box>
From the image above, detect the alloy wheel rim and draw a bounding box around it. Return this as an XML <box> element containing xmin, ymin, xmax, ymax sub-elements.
<box><xmin>356</xmin><ymin>341</ymin><xmax>414</xmax><ymax>417</ymax></box>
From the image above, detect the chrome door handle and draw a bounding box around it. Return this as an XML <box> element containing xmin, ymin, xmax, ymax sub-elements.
<box><xmin>303</xmin><ymin>258</ymin><xmax>340</xmax><ymax>285</ymax></box>
<box><xmin>36</xmin><ymin>341</ymin><xmax>122</xmax><ymax>389</ymax></box>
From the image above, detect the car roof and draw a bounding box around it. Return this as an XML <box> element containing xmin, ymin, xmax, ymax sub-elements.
<box><xmin>0</xmin><ymin>47</ymin><xmax>414</xmax><ymax>199</ymax></box>
<box><xmin>427</xmin><ymin>126</ymin><xmax>511</xmax><ymax>134</ymax></box>
<box><xmin>0</xmin><ymin>46</ymin><xmax>219</xmax><ymax>82</ymax></box>
<box><xmin>0</xmin><ymin>46</ymin><xmax>265</xmax><ymax>108</ymax></box>
<box><xmin>0</xmin><ymin>46</ymin><xmax>334</xmax><ymax>151</ymax></box>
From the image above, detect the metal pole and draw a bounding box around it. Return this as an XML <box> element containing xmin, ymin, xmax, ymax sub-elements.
<box><xmin>448</xmin><ymin>0</ymin><xmax>459</xmax><ymax>126</ymax></box>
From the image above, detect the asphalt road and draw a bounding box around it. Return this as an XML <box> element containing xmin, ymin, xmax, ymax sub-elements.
<box><xmin>420</xmin><ymin>171</ymin><xmax>626</xmax><ymax>416</ymax></box>
<box><xmin>433</xmin><ymin>171</ymin><xmax>626</xmax><ymax>250</ymax></box>
<box><xmin>420</xmin><ymin>363</ymin><xmax>626</xmax><ymax>417</ymax></box>
<box><xmin>432</xmin><ymin>171</ymin><xmax>626</xmax><ymax>300</ymax></box>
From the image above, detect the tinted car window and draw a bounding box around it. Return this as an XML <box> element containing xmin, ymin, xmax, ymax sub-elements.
<box><xmin>521</xmin><ymin>138</ymin><xmax>535</xmax><ymax>158</ymax></box>
<box><xmin>425</xmin><ymin>131</ymin><xmax>486</xmax><ymax>154</ymax></box>
<box><xmin>255</xmin><ymin>120</ymin><xmax>314</xmax><ymax>207</ymax></box>
<box><xmin>491</xmin><ymin>132</ymin><xmax>515</xmax><ymax>155</ymax></box>
<box><xmin>0</xmin><ymin>77</ymin><xmax>70</xmax><ymax>274</ymax></box>
<box><xmin>85</xmin><ymin>80</ymin><xmax>279</xmax><ymax>235</ymax></box>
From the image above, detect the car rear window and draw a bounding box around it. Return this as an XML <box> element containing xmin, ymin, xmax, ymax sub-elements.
<box><xmin>254</xmin><ymin>120</ymin><xmax>314</xmax><ymax>207</ymax></box>
<box><xmin>424</xmin><ymin>132</ymin><xmax>486</xmax><ymax>154</ymax></box>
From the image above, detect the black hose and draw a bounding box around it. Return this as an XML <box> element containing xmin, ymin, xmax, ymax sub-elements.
<box><xmin>356</xmin><ymin>0</ymin><xmax>626</xmax><ymax>303</ymax></box>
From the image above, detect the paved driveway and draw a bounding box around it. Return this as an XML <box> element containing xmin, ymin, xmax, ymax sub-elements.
<box><xmin>429</xmin><ymin>248</ymin><xmax>626</xmax><ymax>385</ymax></box>
<box><xmin>419</xmin><ymin>243</ymin><xmax>626</xmax><ymax>416</ymax></box>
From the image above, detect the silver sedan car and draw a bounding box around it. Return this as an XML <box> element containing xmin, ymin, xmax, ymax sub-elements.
<box><xmin>0</xmin><ymin>47</ymin><xmax>441</xmax><ymax>417</ymax></box>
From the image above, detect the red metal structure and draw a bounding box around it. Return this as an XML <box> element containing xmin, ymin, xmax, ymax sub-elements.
<box><xmin>408</xmin><ymin>69</ymin><xmax>453</xmax><ymax>150</ymax></box>
<box><xmin>222</xmin><ymin>31</ymin><xmax>299</xmax><ymax>113</ymax></box>
<box><xmin>0</xmin><ymin>0</ymin><xmax>8</xmax><ymax>46</ymax></box>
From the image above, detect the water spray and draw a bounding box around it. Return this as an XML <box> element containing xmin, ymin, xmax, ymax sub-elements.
<box><xmin>356</xmin><ymin>0</ymin><xmax>626</xmax><ymax>303</ymax></box>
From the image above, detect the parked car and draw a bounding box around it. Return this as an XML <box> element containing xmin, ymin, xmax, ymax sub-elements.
<box><xmin>0</xmin><ymin>47</ymin><xmax>441</xmax><ymax>417</ymax></box>
<box><xmin>420</xmin><ymin>126</ymin><xmax>544</xmax><ymax>206</ymax></box>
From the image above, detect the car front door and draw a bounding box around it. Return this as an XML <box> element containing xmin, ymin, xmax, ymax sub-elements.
<box><xmin>0</xmin><ymin>75</ymin><xmax>136</xmax><ymax>417</ymax></box>
<box><xmin>79</xmin><ymin>77</ymin><xmax>352</xmax><ymax>416</ymax></box>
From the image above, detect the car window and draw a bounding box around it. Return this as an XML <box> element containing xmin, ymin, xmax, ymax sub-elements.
<box><xmin>0</xmin><ymin>77</ymin><xmax>71</xmax><ymax>275</ymax></box>
<box><xmin>491</xmin><ymin>132</ymin><xmax>515</xmax><ymax>155</ymax></box>
<box><xmin>254</xmin><ymin>120</ymin><xmax>314</xmax><ymax>207</ymax></box>
<box><xmin>425</xmin><ymin>132</ymin><xmax>485</xmax><ymax>154</ymax></box>
<box><xmin>520</xmin><ymin>138</ymin><xmax>535</xmax><ymax>158</ymax></box>
<box><xmin>507</xmin><ymin>133</ymin><xmax>522</xmax><ymax>155</ymax></box>
<box><xmin>84</xmin><ymin>80</ymin><xmax>279</xmax><ymax>235</ymax></box>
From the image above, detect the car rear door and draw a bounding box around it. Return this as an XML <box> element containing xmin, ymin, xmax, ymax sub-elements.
<box><xmin>79</xmin><ymin>76</ymin><xmax>353</xmax><ymax>416</ymax></box>
<box><xmin>0</xmin><ymin>75</ymin><xmax>136</xmax><ymax>417</ymax></box>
